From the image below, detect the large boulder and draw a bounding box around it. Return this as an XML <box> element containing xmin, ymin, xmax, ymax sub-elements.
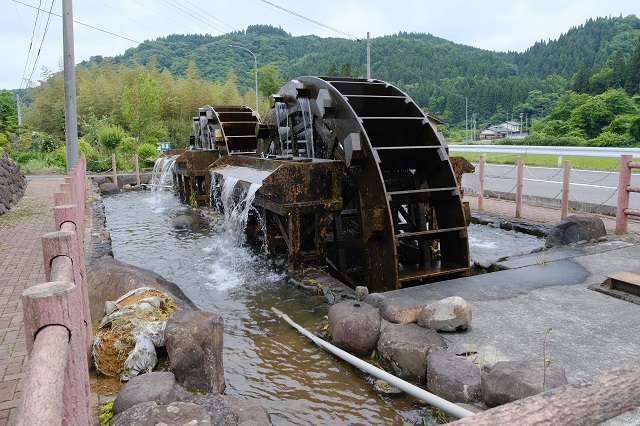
<box><xmin>329</xmin><ymin>301</ymin><xmax>381</xmax><ymax>357</ymax></box>
<box><xmin>426</xmin><ymin>350</ymin><xmax>482</xmax><ymax>403</ymax></box>
<box><xmin>379</xmin><ymin>298</ymin><xmax>425</xmax><ymax>324</ymax></box>
<box><xmin>112</xmin><ymin>372</ymin><xmax>176</xmax><ymax>415</ymax></box>
<box><xmin>165</xmin><ymin>309</ymin><xmax>226</xmax><ymax>393</ymax></box>
<box><xmin>417</xmin><ymin>296</ymin><xmax>472</xmax><ymax>332</ymax></box>
<box><xmin>481</xmin><ymin>360</ymin><xmax>568</xmax><ymax>407</ymax></box>
<box><xmin>545</xmin><ymin>214</ymin><xmax>607</xmax><ymax>247</ymax></box>
<box><xmin>377</xmin><ymin>322</ymin><xmax>447</xmax><ymax>383</ymax></box>
<box><xmin>111</xmin><ymin>401</ymin><xmax>211</xmax><ymax>426</ymax></box>
<box><xmin>87</xmin><ymin>259</ymin><xmax>198</xmax><ymax>324</ymax></box>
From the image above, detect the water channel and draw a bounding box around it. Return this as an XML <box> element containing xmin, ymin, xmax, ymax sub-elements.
<box><xmin>101</xmin><ymin>190</ymin><xmax>544</xmax><ymax>425</ymax></box>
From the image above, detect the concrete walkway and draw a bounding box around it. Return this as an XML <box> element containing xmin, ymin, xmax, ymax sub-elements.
<box><xmin>0</xmin><ymin>178</ymin><xmax>637</xmax><ymax>424</ymax></box>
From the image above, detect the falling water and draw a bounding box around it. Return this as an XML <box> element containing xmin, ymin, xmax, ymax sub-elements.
<box><xmin>215</xmin><ymin>176</ymin><xmax>262</xmax><ymax>245</ymax></box>
<box><xmin>149</xmin><ymin>156</ymin><xmax>177</xmax><ymax>191</ymax></box>
<box><xmin>274</xmin><ymin>102</ymin><xmax>290</xmax><ymax>155</ymax></box>
<box><xmin>297</xmin><ymin>97</ymin><xmax>314</xmax><ymax>158</ymax></box>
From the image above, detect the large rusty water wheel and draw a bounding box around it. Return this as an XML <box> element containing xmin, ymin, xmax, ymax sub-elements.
<box><xmin>263</xmin><ymin>77</ymin><xmax>470</xmax><ymax>292</ymax></box>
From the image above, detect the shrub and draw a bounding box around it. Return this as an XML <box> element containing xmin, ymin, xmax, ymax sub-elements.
<box><xmin>137</xmin><ymin>143</ymin><xmax>158</xmax><ymax>166</ymax></box>
<box><xmin>78</xmin><ymin>137</ymin><xmax>97</xmax><ymax>157</ymax></box>
<box><xmin>117</xmin><ymin>137</ymin><xmax>138</xmax><ymax>159</ymax></box>
<box><xmin>15</xmin><ymin>152</ymin><xmax>36</xmax><ymax>164</ymax></box>
<box><xmin>47</xmin><ymin>149</ymin><xmax>67</xmax><ymax>168</ymax></box>
<box><xmin>97</xmin><ymin>125</ymin><xmax>125</xmax><ymax>152</ymax></box>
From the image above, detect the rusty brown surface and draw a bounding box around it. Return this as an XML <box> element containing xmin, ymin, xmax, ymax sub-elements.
<box><xmin>449</xmin><ymin>155</ymin><xmax>475</xmax><ymax>196</ymax></box>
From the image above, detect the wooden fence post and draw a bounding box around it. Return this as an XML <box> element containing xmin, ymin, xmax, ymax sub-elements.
<box><xmin>515</xmin><ymin>157</ymin><xmax>524</xmax><ymax>218</ymax></box>
<box><xmin>616</xmin><ymin>154</ymin><xmax>632</xmax><ymax>234</ymax></box>
<box><xmin>112</xmin><ymin>153</ymin><xmax>118</xmax><ymax>187</ymax></box>
<box><xmin>561</xmin><ymin>159</ymin><xmax>571</xmax><ymax>219</ymax></box>
<box><xmin>135</xmin><ymin>153</ymin><xmax>141</xmax><ymax>186</ymax></box>
<box><xmin>478</xmin><ymin>155</ymin><xmax>485</xmax><ymax>211</ymax></box>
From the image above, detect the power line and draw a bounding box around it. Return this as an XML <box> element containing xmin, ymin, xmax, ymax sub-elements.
<box><xmin>20</xmin><ymin>0</ymin><xmax>43</xmax><ymax>88</ymax></box>
<box><xmin>181</xmin><ymin>0</ymin><xmax>236</xmax><ymax>33</ymax></box>
<box><xmin>27</xmin><ymin>0</ymin><xmax>57</xmax><ymax>86</ymax></box>
<box><xmin>95</xmin><ymin>0</ymin><xmax>161</xmax><ymax>38</ymax></box>
<box><xmin>253</xmin><ymin>0</ymin><xmax>357</xmax><ymax>39</ymax></box>
<box><xmin>12</xmin><ymin>0</ymin><xmax>141</xmax><ymax>44</ymax></box>
<box><xmin>155</xmin><ymin>0</ymin><xmax>230</xmax><ymax>35</ymax></box>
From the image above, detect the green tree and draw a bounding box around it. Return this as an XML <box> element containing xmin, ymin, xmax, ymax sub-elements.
<box><xmin>121</xmin><ymin>74</ymin><xmax>163</xmax><ymax>142</ymax></box>
<box><xmin>629</xmin><ymin>116</ymin><xmax>640</xmax><ymax>142</ymax></box>
<box><xmin>326</xmin><ymin>62</ymin><xmax>338</xmax><ymax>77</ymax></box>
<box><xmin>257</xmin><ymin>63</ymin><xmax>284</xmax><ymax>97</ymax></box>
<box><xmin>0</xmin><ymin>91</ymin><xmax>18</xmax><ymax>133</ymax></box>
<box><xmin>221</xmin><ymin>69</ymin><xmax>242</xmax><ymax>105</ymax></box>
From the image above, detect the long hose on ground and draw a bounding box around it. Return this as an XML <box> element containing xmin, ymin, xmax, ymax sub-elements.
<box><xmin>271</xmin><ymin>307</ymin><xmax>475</xmax><ymax>420</ymax></box>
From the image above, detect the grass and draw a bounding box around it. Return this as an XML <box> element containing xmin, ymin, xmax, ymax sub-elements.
<box><xmin>456</xmin><ymin>152</ymin><xmax>626</xmax><ymax>171</ymax></box>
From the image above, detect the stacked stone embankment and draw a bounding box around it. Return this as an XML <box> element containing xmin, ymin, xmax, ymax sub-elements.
<box><xmin>0</xmin><ymin>153</ymin><xmax>27</xmax><ymax>215</ymax></box>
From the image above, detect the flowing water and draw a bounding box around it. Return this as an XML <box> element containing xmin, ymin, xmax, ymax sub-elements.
<box><xmin>101</xmin><ymin>190</ymin><xmax>443</xmax><ymax>425</ymax></box>
<box><xmin>467</xmin><ymin>223</ymin><xmax>545</xmax><ymax>267</ymax></box>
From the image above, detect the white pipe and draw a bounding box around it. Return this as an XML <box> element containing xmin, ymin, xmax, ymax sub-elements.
<box><xmin>271</xmin><ymin>307</ymin><xmax>475</xmax><ymax>420</ymax></box>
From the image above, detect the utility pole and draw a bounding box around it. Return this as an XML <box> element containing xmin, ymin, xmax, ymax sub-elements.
<box><xmin>471</xmin><ymin>113</ymin><xmax>476</xmax><ymax>142</ymax></box>
<box><xmin>15</xmin><ymin>94</ymin><xmax>21</xmax><ymax>127</ymax></box>
<box><xmin>465</xmin><ymin>97</ymin><xmax>468</xmax><ymax>142</ymax></box>
<box><xmin>367</xmin><ymin>32</ymin><xmax>371</xmax><ymax>79</ymax></box>
<box><xmin>63</xmin><ymin>0</ymin><xmax>78</xmax><ymax>171</ymax></box>
<box><xmin>519</xmin><ymin>112</ymin><xmax>523</xmax><ymax>134</ymax></box>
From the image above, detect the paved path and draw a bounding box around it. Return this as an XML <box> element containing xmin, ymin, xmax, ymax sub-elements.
<box><xmin>0</xmin><ymin>177</ymin><xmax>62</xmax><ymax>425</ymax></box>
<box><xmin>0</xmin><ymin>178</ymin><xmax>636</xmax><ymax>424</ymax></box>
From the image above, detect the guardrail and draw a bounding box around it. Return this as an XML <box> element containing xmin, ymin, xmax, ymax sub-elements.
<box><xmin>449</xmin><ymin>144</ymin><xmax>640</xmax><ymax>158</ymax></box>
<box><xmin>17</xmin><ymin>154</ymin><xmax>91</xmax><ymax>426</ymax></box>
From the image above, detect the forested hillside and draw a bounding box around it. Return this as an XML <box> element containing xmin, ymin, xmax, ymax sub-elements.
<box><xmin>85</xmin><ymin>15</ymin><xmax>640</xmax><ymax>126</ymax></box>
<box><xmin>2</xmin><ymin>14</ymin><xmax>640</xmax><ymax>173</ymax></box>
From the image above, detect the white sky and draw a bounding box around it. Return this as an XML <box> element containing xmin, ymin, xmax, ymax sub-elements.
<box><xmin>2</xmin><ymin>0</ymin><xmax>638</xmax><ymax>90</ymax></box>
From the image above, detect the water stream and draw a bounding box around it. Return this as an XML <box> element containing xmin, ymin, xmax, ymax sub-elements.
<box><xmin>102</xmin><ymin>190</ymin><xmax>440</xmax><ymax>425</ymax></box>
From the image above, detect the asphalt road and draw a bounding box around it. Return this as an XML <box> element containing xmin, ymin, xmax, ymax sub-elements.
<box><xmin>461</xmin><ymin>163</ymin><xmax>640</xmax><ymax>212</ymax></box>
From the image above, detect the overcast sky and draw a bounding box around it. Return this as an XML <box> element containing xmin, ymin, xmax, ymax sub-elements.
<box><xmin>2</xmin><ymin>0</ymin><xmax>638</xmax><ymax>90</ymax></box>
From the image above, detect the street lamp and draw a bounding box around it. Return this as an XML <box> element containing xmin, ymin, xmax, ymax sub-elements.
<box><xmin>229</xmin><ymin>44</ymin><xmax>258</xmax><ymax>114</ymax></box>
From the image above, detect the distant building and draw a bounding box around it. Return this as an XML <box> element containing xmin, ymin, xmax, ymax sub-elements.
<box><xmin>502</xmin><ymin>120</ymin><xmax>521</xmax><ymax>132</ymax></box>
<box><xmin>480</xmin><ymin>126</ymin><xmax>509</xmax><ymax>141</ymax></box>
<box><xmin>479</xmin><ymin>121</ymin><xmax>528</xmax><ymax>141</ymax></box>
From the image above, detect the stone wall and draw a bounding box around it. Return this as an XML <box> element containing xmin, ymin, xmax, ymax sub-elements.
<box><xmin>0</xmin><ymin>153</ymin><xmax>27</xmax><ymax>215</ymax></box>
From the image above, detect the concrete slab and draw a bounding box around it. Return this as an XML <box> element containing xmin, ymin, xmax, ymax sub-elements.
<box><xmin>387</xmin><ymin>242</ymin><xmax>640</xmax><ymax>385</ymax></box>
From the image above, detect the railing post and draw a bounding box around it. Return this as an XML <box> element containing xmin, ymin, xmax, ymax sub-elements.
<box><xmin>515</xmin><ymin>157</ymin><xmax>524</xmax><ymax>218</ymax></box>
<box><xmin>135</xmin><ymin>153</ymin><xmax>141</xmax><ymax>186</ymax></box>
<box><xmin>21</xmin><ymin>281</ymin><xmax>91</xmax><ymax>425</ymax></box>
<box><xmin>616</xmin><ymin>154</ymin><xmax>632</xmax><ymax>234</ymax></box>
<box><xmin>478</xmin><ymin>155</ymin><xmax>485</xmax><ymax>211</ymax></box>
<box><xmin>42</xmin><ymin>230</ymin><xmax>92</xmax><ymax>359</ymax></box>
<box><xmin>112</xmin><ymin>153</ymin><xmax>118</xmax><ymax>187</ymax></box>
<box><xmin>561</xmin><ymin>160</ymin><xmax>571</xmax><ymax>219</ymax></box>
